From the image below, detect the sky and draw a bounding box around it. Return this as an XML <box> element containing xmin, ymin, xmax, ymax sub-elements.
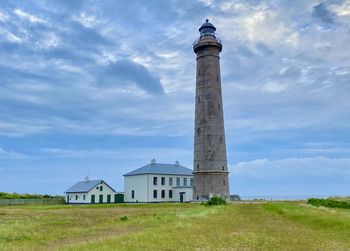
<box><xmin>0</xmin><ymin>0</ymin><xmax>349</xmax><ymax>197</ymax></box>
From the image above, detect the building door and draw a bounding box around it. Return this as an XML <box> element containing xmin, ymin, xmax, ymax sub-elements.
<box><xmin>107</xmin><ymin>194</ymin><xmax>111</xmax><ymax>203</ymax></box>
<box><xmin>91</xmin><ymin>195</ymin><xmax>95</xmax><ymax>204</ymax></box>
<box><xmin>180</xmin><ymin>193</ymin><xmax>184</xmax><ymax>203</ymax></box>
<box><xmin>66</xmin><ymin>195</ymin><xmax>69</xmax><ymax>203</ymax></box>
<box><xmin>99</xmin><ymin>194</ymin><xmax>103</xmax><ymax>204</ymax></box>
<box><xmin>114</xmin><ymin>194</ymin><xmax>124</xmax><ymax>203</ymax></box>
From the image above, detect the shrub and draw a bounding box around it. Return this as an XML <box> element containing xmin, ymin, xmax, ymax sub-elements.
<box><xmin>204</xmin><ymin>195</ymin><xmax>227</xmax><ymax>206</ymax></box>
<box><xmin>120</xmin><ymin>216</ymin><xmax>129</xmax><ymax>221</ymax></box>
<box><xmin>307</xmin><ymin>198</ymin><xmax>350</xmax><ymax>209</ymax></box>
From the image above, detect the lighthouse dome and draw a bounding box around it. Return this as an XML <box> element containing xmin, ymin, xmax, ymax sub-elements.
<box><xmin>199</xmin><ymin>19</ymin><xmax>216</xmax><ymax>37</ymax></box>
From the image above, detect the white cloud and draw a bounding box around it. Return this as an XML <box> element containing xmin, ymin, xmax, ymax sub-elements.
<box><xmin>0</xmin><ymin>28</ymin><xmax>22</xmax><ymax>43</ymax></box>
<box><xmin>262</xmin><ymin>82</ymin><xmax>288</xmax><ymax>93</ymax></box>
<box><xmin>0</xmin><ymin>11</ymin><xmax>9</xmax><ymax>22</ymax></box>
<box><xmin>231</xmin><ymin>157</ymin><xmax>350</xmax><ymax>179</ymax></box>
<box><xmin>0</xmin><ymin>147</ymin><xmax>26</xmax><ymax>159</ymax></box>
<box><xmin>73</xmin><ymin>12</ymin><xmax>101</xmax><ymax>28</ymax></box>
<box><xmin>36</xmin><ymin>33</ymin><xmax>60</xmax><ymax>49</ymax></box>
<box><xmin>330</xmin><ymin>1</ymin><xmax>350</xmax><ymax>16</ymax></box>
<box><xmin>14</xmin><ymin>8</ymin><xmax>46</xmax><ymax>24</ymax></box>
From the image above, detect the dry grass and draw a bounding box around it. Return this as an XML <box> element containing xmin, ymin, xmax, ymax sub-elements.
<box><xmin>1</xmin><ymin>202</ymin><xmax>350</xmax><ymax>250</ymax></box>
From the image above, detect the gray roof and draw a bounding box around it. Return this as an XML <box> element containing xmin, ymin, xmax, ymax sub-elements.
<box><xmin>65</xmin><ymin>180</ymin><xmax>116</xmax><ymax>193</ymax></box>
<box><xmin>124</xmin><ymin>163</ymin><xmax>193</xmax><ymax>176</ymax></box>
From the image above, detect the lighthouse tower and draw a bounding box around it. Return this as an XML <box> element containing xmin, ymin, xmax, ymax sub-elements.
<box><xmin>193</xmin><ymin>19</ymin><xmax>229</xmax><ymax>200</ymax></box>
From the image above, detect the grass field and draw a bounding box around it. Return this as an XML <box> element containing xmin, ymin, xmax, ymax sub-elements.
<box><xmin>1</xmin><ymin>201</ymin><xmax>350</xmax><ymax>250</ymax></box>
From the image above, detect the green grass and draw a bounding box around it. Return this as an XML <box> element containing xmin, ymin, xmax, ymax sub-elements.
<box><xmin>1</xmin><ymin>202</ymin><xmax>350</xmax><ymax>250</ymax></box>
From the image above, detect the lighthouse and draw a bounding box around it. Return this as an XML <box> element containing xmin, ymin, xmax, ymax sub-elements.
<box><xmin>193</xmin><ymin>19</ymin><xmax>229</xmax><ymax>200</ymax></box>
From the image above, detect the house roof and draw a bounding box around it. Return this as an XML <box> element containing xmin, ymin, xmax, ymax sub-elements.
<box><xmin>124</xmin><ymin>162</ymin><xmax>193</xmax><ymax>176</ymax></box>
<box><xmin>65</xmin><ymin>180</ymin><xmax>116</xmax><ymax>193</ymax></box>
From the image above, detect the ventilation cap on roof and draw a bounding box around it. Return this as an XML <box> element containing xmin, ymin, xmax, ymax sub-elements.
<box><xmin>151</xmin><ymin>158</ymin><xmax>156</xmax><ymax>164</ymax></box>
<box><xmin>175</xmin><ymin>160</ymin><xmax>180</xmax><ymax>166</ymax></box>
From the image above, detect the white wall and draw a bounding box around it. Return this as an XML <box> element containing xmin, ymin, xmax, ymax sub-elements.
<box><xmin>124</xmin><ymin>175</ymin><xmax>148</xmax><ymax>202</ymax></box>
<box><xmin>66</xmin><ymin>181</ymin><xmax>120</xmax><ymax>204</ymax></box>
<box><xmin>125</xmin><ymin>174</ymin><xmax>193</xmax><ymax>203</ymax></box>
<box><xmin>173</xmin><ymin>187</ymin><xmax>193</xmax><ymax>202</ymax></box>
<box><xmin>66</xmin><ymin>192</ymin><xmax>89</xmax><ymax>204</ymax></box>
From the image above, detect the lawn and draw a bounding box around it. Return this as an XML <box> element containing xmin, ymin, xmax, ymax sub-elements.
<box><xmin>1</xmin><ymin>202</ymin><xmax>350</xmax><ymax>250</ymax></box>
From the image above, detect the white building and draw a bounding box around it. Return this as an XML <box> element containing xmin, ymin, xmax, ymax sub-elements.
<box><xmin>65</xmin><ymin>179</ymin><xmax>124</xmax><ymax>204</ymax></box>
<box><xmin>124</xmin><ymin>159</ymin><xmax>193</xmax><ymax>203</ymax></box>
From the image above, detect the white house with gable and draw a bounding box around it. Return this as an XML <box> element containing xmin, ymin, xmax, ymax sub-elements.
<box><xmin>124</xmin><ymin>159</ymin><xmax>193</xmax><ymax>203</ymax></box>
<box><xmin>65</xmin><ymin>178</ymin><xmax>124</xmax><ymax>204</ymax></box>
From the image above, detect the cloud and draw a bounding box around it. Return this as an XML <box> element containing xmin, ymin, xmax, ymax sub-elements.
<box><xmin>99</xmin><ymin>60</ymin><xmax>164</xmax><ymax>95</ymax></box>
<box><xmin>230</xmin><ymin>157</ymin><xmax>350</xmax><ymax>195</ymax></box>
<box><xmin>0</xmin><ymin>147</ymin><xmax>26</xmax><ymax>159</ymax></box>
<box><xmin>14</xmin><ymin>8</ymin><xmax>46</xmax><ymax>24</ymax></box>
<box><xmin>312</xmin><ymin>2</ymin><xmax>335</xmax><ymax>24</ymax></box>
<box><xmin>232</xmin><ymin>157</ymin><xmax>350</xmax><ymax>178</ymax></box>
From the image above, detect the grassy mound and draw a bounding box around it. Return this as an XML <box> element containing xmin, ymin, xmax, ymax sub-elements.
<box><xmin>307</xmin><ymin>198</ymin><xmax>350</xmax><ymax>209</ymax></box>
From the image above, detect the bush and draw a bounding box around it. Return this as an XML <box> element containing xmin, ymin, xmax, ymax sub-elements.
<box><xmin>0</xmin><ymin>192</ymin><xmax>64</xmax><ymax>200</ymax></box>
<box><xmin>307</xmin><ymin>198</ymin><xmax>350</xmax><ymax>209</ymax></box>
<box><xmin>204</xmin><ymin>196</ymin><xmax>227</xmax><ymax>206</ymax></box>
<box><xmin>120</xmin><ymin>216</ymin><xmax>129</xmax><ymax>221</ymax></box>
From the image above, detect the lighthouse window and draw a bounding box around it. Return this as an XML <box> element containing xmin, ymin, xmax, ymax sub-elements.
<box><xmin>197</xmin><ymin>128</ymin><xmax>201</xmax><ymax>135</ymax></box>
<box><xmin>218</xmin><ymin>104</ymin><xmax>221</xmax><ymax>110</ymax></box>
<box><xmin>198</xmin><ymin>96</ymin><xmax>201</xmax><ymax>103</ymax></box>
<box><xmin>222</xmin><ymin>166</ymin><xmax>225</xmax><ymax>171</ymax></box>
<box><xmin>197</xmin><ymin>164</ymin><xmax>200</xmax><ymax>170</ymax></box>
<box><xmin>220</xmin><ymin>136</ymin><xmax>223</xmax><ymax>142</ymax></box>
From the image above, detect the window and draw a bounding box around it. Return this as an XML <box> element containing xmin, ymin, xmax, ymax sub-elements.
<box><xmin>197</xmin><ymin>164</ymin><xmax>200</xmax><ymax>170</ymax></box>
<box><xmin>184</xmin><ymin>178</ymin><xmax>187</xmax><ymax>186</ymax></box>
<box><xmin>153</xmin><ymin>190</ymin><xmax>157</xmax><ymax>198</ymax></box>
<box><xmin>131</xmin><ymin>190</ymin><xmax>135</xmax><ymax>199</ymax></box>
<box><xmin>197</xmin><ymin>127</ymin><xmax>201</xmax><ymax>135</ymax></box>
<box><xmin>161</xmin><ymin>190</ymin><xmax>165</xmax><ymax>198</ymax></box>
<box><xmin>169</xmin><ymin>190</ymin><xmax>173</xmax><ymax>198</ymax></box>
<box><xmin>100</xmin><ymin>186</ymin><xmax>103</xmax><ymax>191</ymax></box>
<box><xmin>222</xmin><ymin>166</ymin><xmax>225</xmax><ymax>171</ymax></box>
<box><xmin>153</xmin><ymin>177</ymin><xmax>158</xmax><ymax>185</ymax></box>
<box><xmin>190</xmin><ymin>178</ymin><xmax>193</xmax><ymax>187</ymax></box>
<box><xmin>75</xmin><ymin>195</ymin><xmax>78</xmax><ymax>200</ymax></box>
<box><xmin>83</xmin><ymin>195</ymin><xmax>86</xmax><ymax>200</ymax></box>
<box><xmin>198</xmin><ymin>96</ymin><xmax>201</xmax><ymax>103</ymax></box>
<box><xmin>176</xmin><ymin>177</ymin><xmax>180</xmax><ymax>186</ymax></box>
<box><xmin>96</xmin><ymin>186</ymin><xmax>99</xmax><ymax>190</ymax></box>
<box><xmin>169</xmin><ymin>177</ymin><xmax>173</xmax><ymax>186</ymax></box>
<box><xmin>218</xmin><ymin>104</ymin><xmax>221</xmax><ymax>110</ymax></box>
<box><xmin>161</xmin><ymin>177</ymin><xmax>165</xmax><ymax>186</ymax></box>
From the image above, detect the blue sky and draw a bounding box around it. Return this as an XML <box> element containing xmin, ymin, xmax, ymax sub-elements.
<box><xmin>0</xmin><ymin>0</ymin><xmax>349</xmax><ymax>196</ymax></box>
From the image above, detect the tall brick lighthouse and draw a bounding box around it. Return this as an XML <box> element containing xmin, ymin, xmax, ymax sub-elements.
<box><xmin>193</xmin><ymin>19</ymin><xmax>229</xmax><ymax>200</ymax></box>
